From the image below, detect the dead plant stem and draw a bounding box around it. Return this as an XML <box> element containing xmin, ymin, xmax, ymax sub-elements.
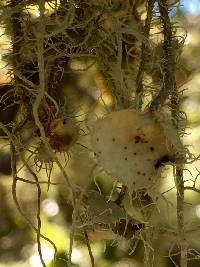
<box><xmin>135</xmin><ymin>0</ymin><xmax>156</xmax><ymax>110</ymax></box>
<box><xmin>156</xmin><ymin>1</ymin><xmax>187</xmax><ymax>266</ymax></box>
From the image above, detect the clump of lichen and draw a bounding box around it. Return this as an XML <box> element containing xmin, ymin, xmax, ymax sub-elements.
<box><xmin>0</xmin><ymin>1</ymin><xmax>193</xmax><ymax>267</ymax></box>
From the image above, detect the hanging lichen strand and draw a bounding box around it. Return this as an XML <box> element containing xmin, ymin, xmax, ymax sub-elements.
<box><xmin>91</xmin><ymin>0</ymin><xmax>188</xmax><ymax>267</ymax></box>
<box><xmin>157</xmin><ymin>1</ymin><xmax>188</xmax><ymax>267</ymax></box>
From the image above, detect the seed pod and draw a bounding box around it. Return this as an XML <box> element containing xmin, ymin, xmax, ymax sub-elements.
<box><xmin>91</xmin><ymin>109</ymin><xmax>173</xmax><ymax>190</ymax></box>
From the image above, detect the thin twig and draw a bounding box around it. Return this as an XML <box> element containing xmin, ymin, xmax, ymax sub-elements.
<box><xmin>150</xmin><ymin>0</ymin><xmax>176</xmax><ymax>110</ymax></box>
<box><xmin>184</xmin><ymin>186</ymin><xmax>200</xmax><ymax>194</ymax></box>
<box><xmin>68</xmin><ymin>210</ymin><xmax>75</xmax><ymax>266</ymax></box>
<box><xmin>17</xmin><ymin>177</ymin><xmax>58</xmax><ymax>186</ymax></box>
<box><xmin>9</xmin><ymin>141</ymin><xmax>57</xmax><ymax>265</ymax></box>
<box><xmin>135</xmin><ymin>0</ymin><xmax>156</xmax><ymax>110</ymax></box>
<box><xmin>153</xmin><ymin>1</ymin><xmax>188</xmax><ymax>266</ymax></box>
<box><xmin>83</xmin><ymin>229</ymin><xmax>95</xmax><ymax>267</ymax></box>
<box><xmin>79</xmin><ymin>214</ymin><xmax>95</xmax><ymax>267</ymax></box>
<box><xmin>28</xmin><ymin>164</ymin><xmax>47</xmax><ymax>267</ymax></box>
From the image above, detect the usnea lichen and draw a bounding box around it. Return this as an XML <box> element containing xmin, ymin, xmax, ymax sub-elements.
<box><xmin>0</xmin><ymin>1</ymin><xmax>197</xmax><ymax>267</ymax></box>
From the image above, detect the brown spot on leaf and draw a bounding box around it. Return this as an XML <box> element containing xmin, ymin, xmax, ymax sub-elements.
<box><xmin>112</xmin><ymin>219</ymin><xmax>145</xmax><ymax>239</ymax></box>
<box><xmin>134</xmin><ymin>135</ymin><xmax>148</xmax><ymax>144</ymax></box>
<box><xmin>135</xmin><ymin>136</ymin><xmax>141</xmax><ymax>143</ymax></box>
<box><xmin>154</xmin><ymin>154</ymin><xmax>175</xmax><ymax>169</ymax></box>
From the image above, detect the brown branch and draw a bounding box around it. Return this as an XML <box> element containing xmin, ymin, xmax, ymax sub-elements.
<box><xmin>83</xmin><ymin>229</ymin><xmax>95</xmax><ymax>267</ymax></box>
<box><xmin>184</xmin><ymin>186</ymin><xmax>200</xmax><ymax>194</ymax></box>
<box><xmin>10</xmin><ymin>0</ymin><xmax>23</xmax><ymax>67</ymax></box>
<box><xmin>135</xmin><ymin>0</ymin><xmax>156</xmax><ymax>110</ymax></box>
<box><xmin>150</xmin><ymin>1</ymin><xmax>187</xmax><ymax>266</ymax></box>
<box><xmin>21</xmin><ymin>157</ymin><xmax>47</xmax><ymax>267</ymax></box>
<box><xmin>17</xmin><ymin>177</ymin><xmax>58</xmax><ymax>186</ymax></box>
<box><xmin>14</xmin><ymin>153</ymin><xmax>48</xmax><ymax>267</ymax></box>
<box><xmin>150</xmin><ymin>0</ymin><xmax>177</xmax><ymax>110</ymax></box>
<box><xmin>8</xmin><ymin>140</ymin><xmax>57</xmax><ymax>264</ymax></box>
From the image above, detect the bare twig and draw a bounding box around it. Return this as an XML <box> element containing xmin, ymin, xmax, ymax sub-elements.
<box><xmin>9</xmin><ymin>140</ymin><xmax>57</xmax><ymax>266</ymax></box>
<box><xmin>152</xmin><ymin>1</ymin><xmax>188</xmax><ymax>266</ymax></box>
<box><xmin>83</xmin><ymin>229</ymin><xmax>95</xmax><ymax>267</ymax></box>
<box><xmin>184</xmin><ymin>186</ymin><xmax>200</xmax><ymax>194</ymax></box>
<box><xmin>25</xmin><ymin>159</ymin><xmax>47</xmax><ymax>267</ymax></box>
<box><xmin>1</xmin><ymin>122</ymin><xmax>57</xmax><ymax>267</ymax></box>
